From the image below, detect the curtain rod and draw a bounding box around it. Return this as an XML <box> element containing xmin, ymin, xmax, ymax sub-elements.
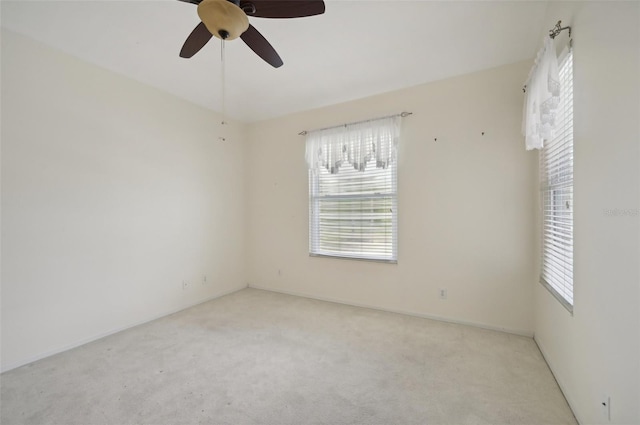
<box><xmin>298</xmin><ymin>111</ymin><xmax>412</xmax><ymax>136</ymax></box>
<box><xmin>549</xmin><ymin>20</ymin><xmax>571</xmax><ymax>39</ymax></box>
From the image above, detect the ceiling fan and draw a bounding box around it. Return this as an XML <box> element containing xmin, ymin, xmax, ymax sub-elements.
<box><xmin>178</xmin><ymin>0</ymin><xmax>326</xmax><ymax>68</ymax></box>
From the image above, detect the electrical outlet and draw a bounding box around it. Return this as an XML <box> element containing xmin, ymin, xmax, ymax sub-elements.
<box><xmin>439</xmin><ymin>288</ymin><xmax>448</xmax><ymax>300</ymax></box>
<box><xmin>600</xmin><ymin>395</ymin><xmax>611</xmax><ymax>422</ymax></box>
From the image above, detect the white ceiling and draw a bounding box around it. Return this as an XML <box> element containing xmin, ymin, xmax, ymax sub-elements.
<box><xmin>1</xmin><ymin>0</ymin><xmax>548</xmax><ymax>122</ymax></box>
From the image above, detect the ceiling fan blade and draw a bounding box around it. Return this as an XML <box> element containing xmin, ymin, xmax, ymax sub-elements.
<box><xmin>240</xmin><ymin>24</ymin><xmax>283</xmax><ymax>68</ymax></box>
<box><xmin>180</xmin><ymin>22</ymin><xmax>213</xmax><ymax>58</ymax></box>
<box><xmin>240</xmin><ymin>0</ymin><xmax>325</xmax><ymax>18</ymax></box>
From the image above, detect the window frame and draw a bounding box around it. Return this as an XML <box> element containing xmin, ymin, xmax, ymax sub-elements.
<box><xmin>308</xmin><ymin>156</ymin><xmax>398</xmax><ymax>264</ymax></box>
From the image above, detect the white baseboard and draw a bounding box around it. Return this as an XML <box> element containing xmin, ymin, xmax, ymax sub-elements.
<box><xmin>534</xmin><ymin>336</ymin><xmax>582</xmax><ymax>425</ymax></box>
<box><xmin>1</xmin><ymin>285</ymin><xmax>247</xmax><ymax>373</ymax></box>
<box><xmin>247</xmin><ymin>283</ymin><xmax>534</xmax><ymax>338</ymax></box>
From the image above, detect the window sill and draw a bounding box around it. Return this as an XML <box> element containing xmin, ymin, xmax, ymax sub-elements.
<box><xmin>309</xmin><ymin>253</ymin><xmax>397</xmax><ymax>264</ymax></box>
<box><xmin>539</xmin><ymin>277</ymin><xmax>574</xmax><ymax>315</ymax></box>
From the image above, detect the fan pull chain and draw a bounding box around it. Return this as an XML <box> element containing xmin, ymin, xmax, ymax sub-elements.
<box><xmin>219</xmin><ymin>38</ymin><xmax>227</xmax><ymax>142</ymax></box>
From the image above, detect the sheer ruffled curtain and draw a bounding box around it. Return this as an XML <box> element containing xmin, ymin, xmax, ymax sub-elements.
<box><xmin>305</xmin><ymin>116</ymin><xmax>400</xmax><ymax>173</ymax></box>
<box><xmin>522</xmin><ymin>37</ymin><xmax>561</xmax><ymax>150</ymax></box>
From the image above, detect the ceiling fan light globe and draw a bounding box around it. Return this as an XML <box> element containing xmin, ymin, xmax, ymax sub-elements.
<box><xmin>197</xmin><ymin>0</ymin><xmax>249</xmax><ymax>41</ymax></box>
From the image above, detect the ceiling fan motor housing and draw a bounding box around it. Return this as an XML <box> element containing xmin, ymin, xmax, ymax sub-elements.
<box><xmin>198</xmin><ymin>0</ymin><xmax>249</xmax><ymax>40</ymax></box>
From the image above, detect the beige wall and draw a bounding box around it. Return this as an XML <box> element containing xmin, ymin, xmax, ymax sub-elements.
<box><xmin>1</xmin><ymin>30</ymin><xmax>247</xmax><ymax>371</ymax></box>
<box><xmin>533</xmin><ymin>2</ymin><xmax>640</xmax><ymax>424</ymax></box>
<box><xmin>246</xmin><ymin>60</ymin><xmax>537</xmax><ymax>336</ymax></box>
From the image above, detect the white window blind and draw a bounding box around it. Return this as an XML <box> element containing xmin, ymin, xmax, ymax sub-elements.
<box><xmin>306</xmin><ymin>116</ymin><xmax>399</xmax><ymax>262</ymax></box>
<box><xmin>540</xmin><ymin>48</ymin><xmax>573</xmax><ymax>311</ymax></box>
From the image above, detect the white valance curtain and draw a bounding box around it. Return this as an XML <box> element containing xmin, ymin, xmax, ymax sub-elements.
<box><xmin>522</xmin><ymin>37</ymin><xmax>561</xmax><ymax>150</ymax></box>
<box><xmin>305</xmin><ymin>116</ymin><xmax>401</xmax><ymax>173</ymax></box>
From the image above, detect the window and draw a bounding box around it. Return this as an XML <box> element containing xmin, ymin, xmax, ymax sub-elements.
<box><xmin>540</xmin><ymin>48</ymin><xmax>573</xmax><ymax>311</ymax></box>
<box><xmin>306</xmin><ymin>116</ymin><xmax>400</xmax><ymax>262</ymax></box>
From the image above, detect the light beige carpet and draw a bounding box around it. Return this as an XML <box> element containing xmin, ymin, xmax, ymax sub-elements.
<box><xmin>1</xmin><ymin>288</ymin><xmax>576</xmax><ymax>424</ymax></box>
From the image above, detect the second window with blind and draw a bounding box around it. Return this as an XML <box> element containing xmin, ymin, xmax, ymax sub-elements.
<box><xmin>305</xmin><ymin>116</ymin><xmax>400</xmax><ymax>263</ymax></box>
<box><xmin>540</xmin><ymin>48</ymin><xmax>574</xmax><ymax>311</ymax></box>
